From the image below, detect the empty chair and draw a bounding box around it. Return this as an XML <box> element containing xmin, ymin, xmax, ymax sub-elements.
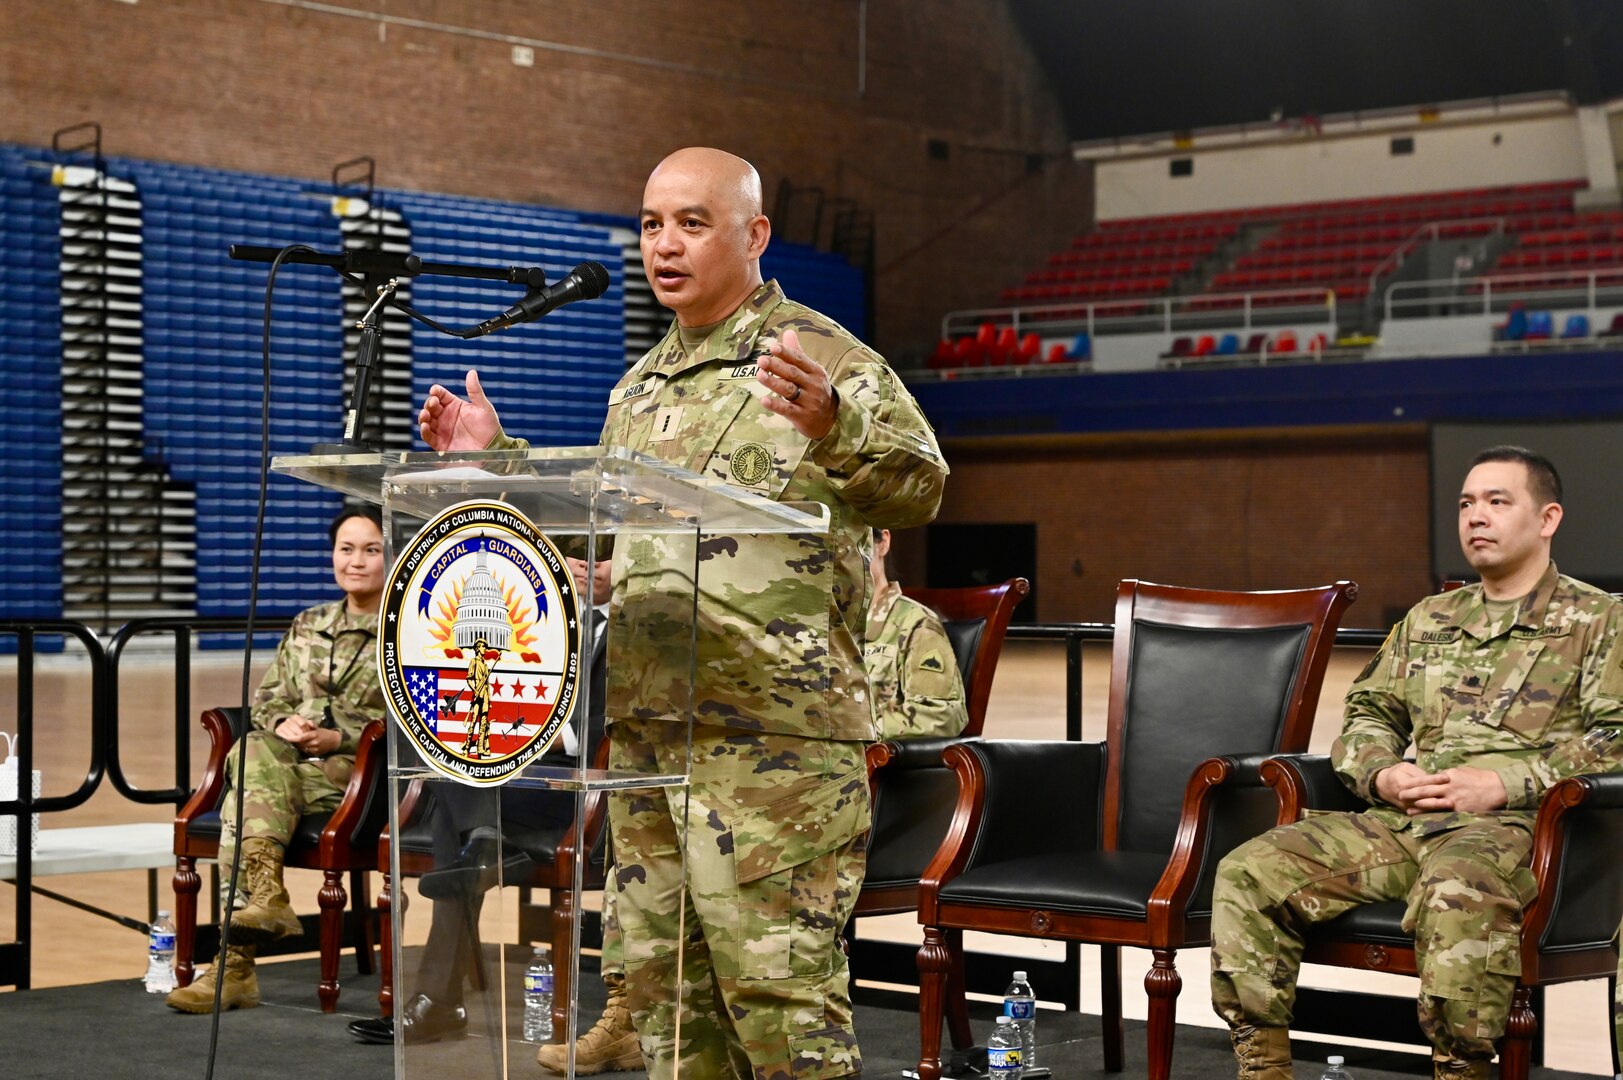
<box><xmin>1070</xmin><ymin>331</ymin><xmax>1091</xmax><ymax>360</ymax></box>
<box><xmin>1015</xmin><ymin>332</ymin><xmax>1041</xmax><ymax>364</ymax></box>
<box><xmin>1241</xmin><ymin>332</ymin><xmax>1267</xmax><ymax>354</ymax></box>
<box><xmin>928</xmin><ymin>338</ymin><xmax>955</xmax><ymax>369</ymax></box>
<box><xmin>1191</xmin><ymin>334</ymin><xmax>1217</xmax><ymax>357</ymax></box>
<box><xmin>1163</xmin><ymin>336</ymin><xmax>1192</xmax><ymax>359</ymax></box>
<box><xmin>913</xmin><ymin>580</ymin><xmax>1357</xmax><ymax>1080</ymax></box>
<box><xmin>1214</xmin><ymin>332</ymin><xmax>1240</xmax><ymax>355</ymax></box>
<box><xmin>1269</xmin><ymin>330</ymin><xmax>1298</xmax><ymax>355</ymax></box>
<box><xmin>991</xmin><ymin>326</ymin><xmax>1018</xmax><ymax>364</ymax></box>
<box><xmin>1599</xmin><ymin>311</ymin><xmax>1623</xmax><ymax>338</ymax></box>
<box><xmin>1559</xmin><ymin>312</ymin><xmax>1590</xmax><ymax>339</ymax></box>
<box><xmin>1525</xmin><ymin>310</ymin><xmax>1554</xmax><ymax>340</ymax></box>
<box><xmin>1044</xmin><ymin>341</ymin><xmax>1068</xmax><ymax>363</ymax></box>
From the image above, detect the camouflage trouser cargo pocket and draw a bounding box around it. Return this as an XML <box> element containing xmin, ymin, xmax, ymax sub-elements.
<box><xmin>1412</xmin><ymin>824</ymin><xmax>1534</xmax><ymax>1055</ymax></box>
<box><xmin>733</xmin><ymin>768</ymin><xmax>870</xmax><ymax>981</ymax></box>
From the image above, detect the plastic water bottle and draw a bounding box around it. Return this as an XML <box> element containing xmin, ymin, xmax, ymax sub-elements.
<box><xmin>1003</xmin><ymin>969</ymin><xmax>1037</xmax><ymax>1067</ymax></box>
<box><xmin>987</xmin><ymin>1015</ymin><xmax>1024</xmax><ymax>1078</ymax></box>
<box><xmin>1319</xmin><ymin>1055</ymin><xmax>1355</xmax><ymax>1080</ymax></box>
<box><xmin>143</xmin><ymin>910</ymin><xmax>177</xmax><ymax>994</ymax></box>
<box><xmin>523</xmin><ymin>947</ymin><xmax>554</xmax><ymax>1041</ymax></box>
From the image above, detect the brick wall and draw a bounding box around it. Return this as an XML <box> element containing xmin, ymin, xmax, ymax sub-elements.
<box><xmin>0</xmin><ymin>0</ymin><xmax>1093</xmax><ymax>355</ymax></box>
<box><xmin>896</xmin><ymin>431</ymin><xmax>1438</xmax><ymax>627</ymax></box>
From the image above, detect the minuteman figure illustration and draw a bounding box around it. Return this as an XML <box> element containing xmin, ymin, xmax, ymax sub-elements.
<box><xmin>459</xmin><ymin>635</ymin><xmax>496</xmax><ymax>757</ymax></box>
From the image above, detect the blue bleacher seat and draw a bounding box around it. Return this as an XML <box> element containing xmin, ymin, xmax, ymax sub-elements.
<box><xmin>1525</xmin><ymin>310</ymin><xmax>1554</xmax><ymax>340</ymax></box>
<box><xmin>1559</xmin><ymin>313</ymin><xmax>1590</xmax><ymax>339</ymax></box>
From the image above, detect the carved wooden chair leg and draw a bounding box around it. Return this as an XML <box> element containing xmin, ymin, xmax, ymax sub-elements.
<box><xmin>317</xmin><ymin>868</ymin><xmax>348</xmax><ymax>1012</ymax></box>
<box><xmin>1498</xmin><ymin>984</ymin><xmax>1537</xmax><ymax>1080</ymax></box>
<box><xmin>916</xmin><ymin>927</ymin><xmax>954</xmax><ymax>1080</ymax></box>
<box><xmin>377</xmin><ymin>871</ymin><xmax>396</xmax><ymax>1017</ymax></box>
<box><xmin>1144</xmin><ymin>947</ymin><xmax>1182</xmax><ymax>1080</ymax></box>
<box><xmin>172</xmin><ymin>855</ymin><xmax>201</xmax><ymax>988</ymax></box>
<box><xmin>551</xmin><ymin>884</ymin><xmax>575</xmax><ymax>1043</ymax></box>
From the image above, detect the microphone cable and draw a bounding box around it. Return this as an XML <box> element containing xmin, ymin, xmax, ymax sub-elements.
<box><xmin>203</xmin><ymin>242</ymin><xmax>316</xmax><ymax>1079</ymax></box>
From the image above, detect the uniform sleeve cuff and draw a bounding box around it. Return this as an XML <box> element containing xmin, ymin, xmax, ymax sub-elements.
<box><xmin>808</xmin><ymin>391</ymin><xmax>869</xmax><ymax>472</ymax></box>
<box><xmin>1483</xmin><ymin>759</ymin><xmax>1539</xmax><ymax>810</ymax></box>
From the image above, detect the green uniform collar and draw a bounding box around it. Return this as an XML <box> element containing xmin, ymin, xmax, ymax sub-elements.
<box><xmin>642</xmin><ymin>280</ymin><xmax>787</xmax><ymax>379</ymax></box>
<box><xmin>1447</xmin><ymin>561</ymin><xmax>1561</xmax><ymax>641</ymax></box>
<box><xmin>310</xmin><ymin>598</ymin><xmax>379</xmax><ymax>638</ymax></box>
<box><xmin>868</xmin><ymin>580</ymin><xmax>903</xmax><ymax>637</ymax></box>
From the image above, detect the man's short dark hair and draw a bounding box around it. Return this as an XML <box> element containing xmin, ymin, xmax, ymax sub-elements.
<box><xmin>1469</xmin><ymin>446</ymin><xmax>1562</xmax><ymax>506</ymax></box>
<box><xmin>329</xmin><ymin>504</ymin><xmax>384</xmax><ymax>544</ymax></box>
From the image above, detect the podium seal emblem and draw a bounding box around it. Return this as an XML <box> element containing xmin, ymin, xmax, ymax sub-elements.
<box><xmin>379</xmin><ymin>500</ymin><xmax>584</xmax><ymax>786</ymax></box>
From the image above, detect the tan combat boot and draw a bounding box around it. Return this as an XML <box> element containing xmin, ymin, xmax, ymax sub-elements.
<box><xmin>536</xmin><ymin>974</ymin><xmax>642</xmax><ymax>1075</ymax></box>
<box><xmin>1434</xmin><ymin>1060</ymin><xmax>1491</xmax><ymax>1080</ymax></box>
<box><xmin>1230</xmin><ymin>1024</ymin><xmax>1293</xmax><ymax>1080</ymax></box>
<box><xmin>165</xmin><ymin>943</ymin><xmax>261</xmax><ymax>1013</ymax></box>
<box><xmin>231</xmin><ymin>836</ymin><xmax>302</xmax><ymax>942</ymax></box>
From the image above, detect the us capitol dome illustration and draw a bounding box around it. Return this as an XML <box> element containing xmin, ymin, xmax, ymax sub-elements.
<box><xmin>453</xmin><ymin>545</ymin><xmax>511</xmax><ymax>652</ymax></box>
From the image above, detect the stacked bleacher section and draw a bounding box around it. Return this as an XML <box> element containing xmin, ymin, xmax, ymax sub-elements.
<box><xmin>934</xmin><ymin>179</ymin><xmax>1590</xmax><ymax>369</ymax></box>
<box><xmin>0</xmin><ymin>142</ymin><xmax>869</xmax><ymax>625</ymax></box>
<box><xmin>0</xmin><ymin>147</ymin><xmax>65</xmax><ymax>622</ymax></box>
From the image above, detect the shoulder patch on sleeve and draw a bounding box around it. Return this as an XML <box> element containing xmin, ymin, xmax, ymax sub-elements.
<box><xmin>919</xmin><ymin>649</ymin><xmax>946</xmax><ymax>674</ymax></box>
<box><xmin>1354</xmin><ymin>625</ymin><xmax>1397</xmax><ymax>685</ymax></box>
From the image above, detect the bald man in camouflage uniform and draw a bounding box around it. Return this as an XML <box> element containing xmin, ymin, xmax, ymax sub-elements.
<box><xmin>865</xmin><ymin>528</ymin><xmax>967</xmax><ymax>740</ymax></box>
<box><xmin>418</xmin><ymin>147</ymin><xmax>946</xmax><ymax>1078</ymax></box>
<box><xmin>1210</xmin><ymin>447</ymin><xmax>1623</xmax><ymax>1080</ymax></box>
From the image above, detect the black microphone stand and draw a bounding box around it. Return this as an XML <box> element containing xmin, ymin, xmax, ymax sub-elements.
<box><xmin>312</xmin><ymin>278</ymin><xmax>396</xmax><ymax>456</ymax></box>
<box><xmin>228</xmin><ymin>244</ymin><xmax>551</xmax><ymax>455</ymax></box>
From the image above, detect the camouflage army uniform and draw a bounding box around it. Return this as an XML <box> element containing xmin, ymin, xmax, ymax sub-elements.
<box><xmin>1211</xmin><ymin>565</ymin><xmax>1623</xmax><ymax>1071</ymax></box>
<box><xmin>864</xmin><ymin>581</ymin><xmax>967</xmax><ymax>740</ymax></box>
<box><xmin>218</xmin><ymin>600</ymin><xmax>382</xmax><ymax>908</ymax></box>
<box><xmin>494</xmin><ymin>279</ymin><xmax>946</xmax><ymax>1079</ymax></box>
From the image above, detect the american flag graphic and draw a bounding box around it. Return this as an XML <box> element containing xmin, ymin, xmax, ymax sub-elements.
<box><xmin>404</xmin><ymin>665</ymin><xmax>558</xmax><ymax>756</ymax></box>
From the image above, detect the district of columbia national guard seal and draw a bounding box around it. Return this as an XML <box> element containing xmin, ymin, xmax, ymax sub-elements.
<box><xmin>729</xmin><ymin>441</ymin><xmax>773</xmax><ymax>486</ymax></box>
<box><xmin>378</xmin><ymin>500</ymin><xmax>584</xmax><ymax>786</ymax></box>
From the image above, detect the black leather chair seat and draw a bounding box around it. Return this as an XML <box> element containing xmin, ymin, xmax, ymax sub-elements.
<box><xmin>1311</xmin><ymin>900</ymin><xmax>1408</xmax><ymax>945</ymax></box>
<box><xmin>189</xmin><ymin>809</ymin><xmax>337</xmax><ymax>848</ymax></box>
<box><xmin>941</xmin><ymin>851</ymin><xmax>1208</xmax><ymax>920</ymax></box>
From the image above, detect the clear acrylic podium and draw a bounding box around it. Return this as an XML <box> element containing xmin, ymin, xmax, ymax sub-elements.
<box><xmin>274</xmin><ymin>445</ymin><xmax>829</xmax><ymax>1078</ymax></box>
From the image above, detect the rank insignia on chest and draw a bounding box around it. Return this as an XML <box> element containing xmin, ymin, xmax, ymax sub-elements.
<box><xmin>729</xmin><ymin>442</ymin><xmax>774</xmax><ymax>486</ymax></box>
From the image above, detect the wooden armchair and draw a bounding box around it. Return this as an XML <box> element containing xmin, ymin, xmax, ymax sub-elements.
<box><xmin>172</xmin><ymin>706</ymin><xmax>387</xmax><ymax>1012</ymax></box>
<box><xmin>914</xmin><ymin>578</ymin><xmax>1357</xmax><ymax>1080</ymax></box>
<box><xmin>1263</xmin><ymin>753</ymin><xmax>1623</xmax><ymax>1079</ymax></box>
<box><xmin>376</xmin><ymin>736</ymin><xmax>613</xmax><ymax>1038</ymax></box>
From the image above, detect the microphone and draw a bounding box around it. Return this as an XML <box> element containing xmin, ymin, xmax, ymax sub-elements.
<box><xmin>472</xmin><ymin>261</ymin><xmax>610</xmax><ymax>336</ymax></box>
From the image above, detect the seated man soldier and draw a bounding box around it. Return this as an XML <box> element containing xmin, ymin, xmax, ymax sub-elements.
<box><xmin>349</xmin><ymin>558</ymin><xmax>611</xmax><ymax>1047</ymax></box>
<box><xmin>864</xmin><ymin>527</ymin><xmax>967</xmax><ymax>739</ymax></box>
<box><xmin>1210</xmin><ymin>445</ymin><xmax>1623</xmax><ymax>1080</ymax></box>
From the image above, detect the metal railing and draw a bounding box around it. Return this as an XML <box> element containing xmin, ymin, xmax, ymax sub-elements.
<box><xmin>1365</xmin><ymin>216</ymin><xmax>1510</xmax><ymax>300</ymax></box>
<box><xmin>941</xmin><ymin>287</ymin><xmax>1338</xmax><ymax>342</ymax></box>
<box><xmin>1384</xmin><ymin>267</ymin><xmax>1623</xmax><ymax>321</ymax></box>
